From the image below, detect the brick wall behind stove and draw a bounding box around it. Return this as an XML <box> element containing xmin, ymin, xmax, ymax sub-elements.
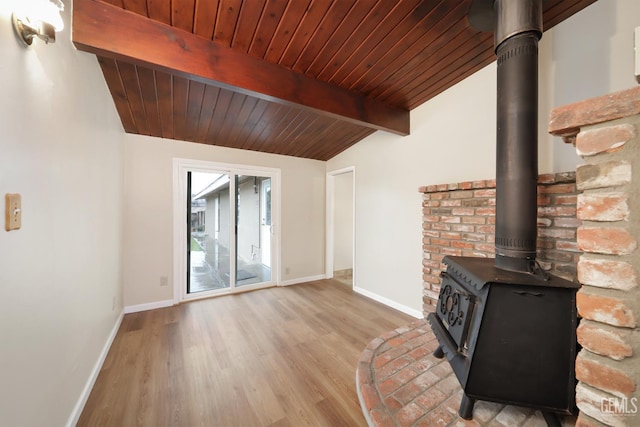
<box><xmin>419</xmin><ymin>173</ymin><xmax>581</xmax><ymax>312</ymax></box>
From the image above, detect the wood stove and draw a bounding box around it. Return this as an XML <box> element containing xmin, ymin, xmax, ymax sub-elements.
<box><xmin>429</xmin><ymin>257</ymin><xmax>579</xmax><ymax>419</ymax></box>
<box><xmin>426</xmin><ymin>0</ymin><xmax>581</xmax><ymax>423</ymax></box>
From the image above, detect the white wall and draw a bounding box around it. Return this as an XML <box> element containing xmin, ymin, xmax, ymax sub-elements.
<box><xmin>541</xmin><ymin>0</ymin><xmax>640</xmax><ymax>173</ymax></box>
<box><xmin>0</xmin><ymin>3</ymin><xmax>124</xmax><ymax>426</ymax></box>
<box><xmin>333</xmin><ymin>172</ymin><xmax>354</xmax><ymax>272</ymax></box>
<box><xmin>327</xmin><ymin>65</ymin><xmax>497</xmax><ymax>315</ymax></box>
<box><xmin>327</xmin><ymin>0</ymin><xmax>640</xmax><ymax>314</ymax></box>
<box><xmin>123</xmin><ymin>136</ymin><xmax>326</xmax><ymax>307</ymax></box>
<box><xmin>237</xmin><ymin>177</ymin><xmax>260</xmax><ymax>263</ymax></box>
<box><xmin>203</xmin><ymin>192</ymin><xmax>217</xmax><ymax>237</ymax></box>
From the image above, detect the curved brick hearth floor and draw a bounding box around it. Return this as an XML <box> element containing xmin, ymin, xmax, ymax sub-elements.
<box><xmin>356</xmin><ymin>319</ymin><xmax>578</xmax><ymax>427</ymax></box>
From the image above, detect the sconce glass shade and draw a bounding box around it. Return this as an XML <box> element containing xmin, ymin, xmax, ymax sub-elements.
<box><xmin>12</xmin><ymin>0</ymin><xmax>64</xmax><ymax>46</ymax></box>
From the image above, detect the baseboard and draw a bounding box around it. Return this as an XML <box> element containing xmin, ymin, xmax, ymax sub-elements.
<box><xmin>66</xmin><ymin>309</ymin><xmax>124</xmax><ymax>427</ymax></box>
<box><xmin>333</xmin><ymin>268</ymin><xmax>353</xmax><ymax>278</ymax></box>
<box><xmin>353</xmin><ymin>286</ymin><xmax>423</xmax><ymax>319</ymax></box>
<box><xmin>279</xmin><ymin>274</ymin><xmax>327</xmax><ymax>286</ymax></box>
<box><xmin>124</xmin><ymin>299</ymin><xmax>175</xmax><ymax>314</ymax></box>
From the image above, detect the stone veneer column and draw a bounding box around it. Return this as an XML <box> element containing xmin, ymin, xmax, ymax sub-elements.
<box><xmin>550</xmin><ymin>87</ymin><xmax>640</xmax><ymax>427</ymax></box>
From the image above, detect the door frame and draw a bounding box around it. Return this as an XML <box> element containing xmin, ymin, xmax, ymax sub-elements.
<box><xmin>173</xmin><ymin>158</ymin><xmax>281</xmax><ymax>304</ymax></box>
<box><xmin>325</xmin><ymin>166</ymin><xmax>356</xmax><ymax>285</ymax></box>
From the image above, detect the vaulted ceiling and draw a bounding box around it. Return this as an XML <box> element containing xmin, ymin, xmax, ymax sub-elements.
<box><xmin>72</xmin><ymin>0</ymin><xmax>597</xmax><ymax>160</ymax></box>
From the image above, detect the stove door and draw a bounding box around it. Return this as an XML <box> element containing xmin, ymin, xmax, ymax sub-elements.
<box><xmin>437</xmin><ymin>273</ymin><xmax>476</xmax><ymax>353</ymax></box>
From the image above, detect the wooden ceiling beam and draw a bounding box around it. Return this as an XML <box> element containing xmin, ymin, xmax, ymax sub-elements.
<box><xmin>72</xmin><ymin>0</ymin><xmax>410</xmax><ymax>136</ymax></box>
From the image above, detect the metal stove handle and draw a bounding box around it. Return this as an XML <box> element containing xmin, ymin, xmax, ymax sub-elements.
<box><xmin>512</xmin><ymin>290</ymin><xmax>543</xmax><ymax>297</ymax></box>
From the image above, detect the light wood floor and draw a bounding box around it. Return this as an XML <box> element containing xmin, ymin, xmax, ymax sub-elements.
<box><xmin>78</xmin><ymin>280</ymin><xmax>414</xmax><ymax>426</ymax></box>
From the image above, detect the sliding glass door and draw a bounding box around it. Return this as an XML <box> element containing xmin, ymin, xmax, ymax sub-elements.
<box><xmin>181</xmin><ymin>164</ymin><xmax>277</xmax><ymax>299</ymax></box>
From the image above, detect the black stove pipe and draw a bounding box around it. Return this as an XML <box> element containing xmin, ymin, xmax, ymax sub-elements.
<box><xmin>493</xmin><ymin>0</ymin><xmax>543</xmax><ymax>273</ymax></box>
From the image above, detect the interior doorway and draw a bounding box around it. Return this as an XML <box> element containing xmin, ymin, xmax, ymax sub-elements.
<box><xmin>174</xmin><ymin>159</ymin><xmax>280</xmax><ymax>302</ymax></box>
<box><xmin>326</xmin><ymin>167</ymin><xmax>355</xmax><ymax>287</ymax></box>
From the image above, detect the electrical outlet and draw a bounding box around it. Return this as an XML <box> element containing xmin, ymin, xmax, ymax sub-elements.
<box><xmin>5</xmin><ymin>193</ymin><xmax>21</xmax><ymax>231</ymax></box>
<box><xmin>285</xmin><ymin>267</ymin><xmax>290</xmax><ymax>275</ymax></box>
<box><xmin>160</xmin><ymin>276</ymin><xmax>169</xmax><ymax>287</ymax></box>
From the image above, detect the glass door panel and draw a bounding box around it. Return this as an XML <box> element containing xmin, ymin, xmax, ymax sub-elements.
<box><xmin>235</xmin><ymin>175</ymin><xmax>272</xmax><ymax>287</ymax></box>
<box><xmin>188</xmin><ymin>171</ymin><xmax>231</xmax><ymax>293</ymax></box>
<box><xmin>183</xmin><ymin>166</ymin><xmax>276</xmax><ymax>299</ymax></box>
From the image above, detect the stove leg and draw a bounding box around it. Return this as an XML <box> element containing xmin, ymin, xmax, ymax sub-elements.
<box><xmin>433</xmin><ymin>345</ymin><xmax>445</xmax><ymax>359</ymax></box>
<box><xmin>458</xmin><ymin>393</ymin><xmax>475</xmax><ymax>420</ymax></box>
<box><xmin>542</xmin><ymin>411</ymin><xmax>561</xmax><ymax>427</ymax></box>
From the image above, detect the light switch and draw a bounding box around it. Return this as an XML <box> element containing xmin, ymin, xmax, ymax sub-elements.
<box><xmin>5</xmin><ymin>193</ymin><xmax>22</xmax><ymax>231</ymax></box>
<box><xmin>636</xmin><ymin>27</ymin><xmax>640</xmax><ymax>83</ymax></box>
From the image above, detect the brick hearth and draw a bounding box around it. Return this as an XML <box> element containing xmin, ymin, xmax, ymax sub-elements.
<box><xmin>357</xmin><ymin>319</ymin><xmax>577</xmax><ymax>427</ymax></box>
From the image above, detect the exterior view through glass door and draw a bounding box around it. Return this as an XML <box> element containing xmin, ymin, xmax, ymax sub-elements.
<box><xmin>235</xmin><ymin>175</ymin><xmax>272</xmax><ymax>287</ymax></box>
<box><xmin>187</xmin><ymin>171</ymin><xmax>273</xmax><ymax>295</ymax></box>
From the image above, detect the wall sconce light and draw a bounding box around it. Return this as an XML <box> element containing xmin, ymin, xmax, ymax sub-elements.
<box><xmin>12</xmin><ymin>0</ymin><xmax>64</xmax><ymax>46</ymax></box>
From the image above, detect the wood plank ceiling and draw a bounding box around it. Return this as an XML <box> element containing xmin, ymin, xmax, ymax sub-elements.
<box><xmin>73</xmin><ymin>0</ymin><xmax>597</xmax><ymax>160</ymax></box>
